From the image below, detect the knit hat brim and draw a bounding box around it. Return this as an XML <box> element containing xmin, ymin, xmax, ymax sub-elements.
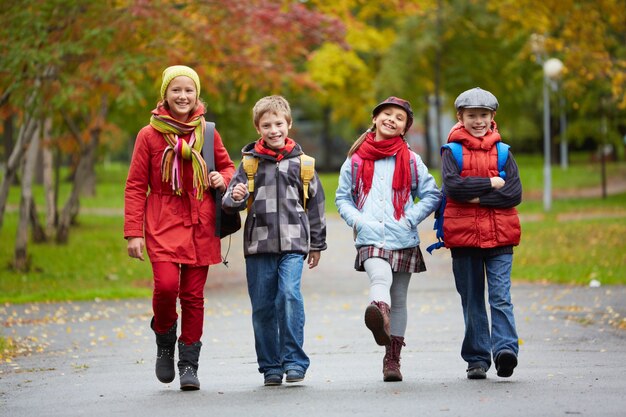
<box><xmin>160</xmin><ymin>65</ymin><xmax>201</xmax><ymax>100</ymax></box>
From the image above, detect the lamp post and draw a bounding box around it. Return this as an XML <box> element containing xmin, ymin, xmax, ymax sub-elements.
<box><xmin>542</xmin><ymin>57</ymin><xmax>564</xmax><ymax>211</ymax></box>
<box><xmin>559</xmin><ymin>90</ymin><xmax>568</xmax><ymax>169</ymax></box>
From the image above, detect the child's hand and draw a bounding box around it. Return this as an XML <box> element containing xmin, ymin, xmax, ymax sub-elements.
<box><xmin>490</xmin><ymin>176</ymin><xmax>505</xmax><ymax>189</ymax></box>
<box><xmin>208</xmin><ymin>171</ymin><xmax>226</xmax><ymax>192</ymax></box>
<box><xmin>232</xmin><ymin>183</ymin><xmax>248</xmax><ymax>202</ymax></box>
<box><xmin>307</xmin><ymin>251</ymin><xmax>321</xmax><ymax>269</ymax></box>
<box><xmin>127</xmin><ymin>237</ymin><xmax>145</xmax><ymax>261</ymax></box>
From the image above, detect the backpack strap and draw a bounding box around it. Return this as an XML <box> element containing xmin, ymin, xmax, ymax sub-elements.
<box><xmin>241</xmin><ymin>154</ymin><xmax>259</xmax><ymax>211</ymax></box>
<box><xmin>443</xmin><ymin>141</ymin><xmax>509</xmax><ymax>178</ymax></box>
<box><xmin>202</xmin><ymin>122</ymin><xmax>216</xmax><ymax>170</ymax></box>
<box><xmin>496</xmin><ymin>142</ymin><xmax>510</xmax><ymax>179</ymax></box>
<box><xmin>441</xmin><ymin>142</ymin><xmax>463</xmax><ymax>171</ymax></box>
<box><xmin>350</xmin><ymin>154</ymin><xmax>363</xmax><ymax>203</ymax></box>
<box><xmin>408</xmin><ymin>152</ymin><xmax>418</xmax><ymax>196</ymax></box>
<box><xmin>202</xmin><ymin>122</ymin><xmax>225</xmax><ymax>237</ymax></box>
<box><xmin>299</xmin><ymin>154</ymin><xmax>315</xmax><ymax>211</ymax></box>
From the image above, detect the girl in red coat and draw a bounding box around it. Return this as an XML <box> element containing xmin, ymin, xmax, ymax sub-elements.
<box><xmin>124</xmin><ymin>65</ymin><xmax>235</xmax><ymax>390</ymax></box>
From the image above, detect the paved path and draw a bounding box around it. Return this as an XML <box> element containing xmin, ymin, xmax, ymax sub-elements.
<box><xmin>1</xmin><ymin>216</ymin><xmax>625</xmax><ymax>417</ymax></box>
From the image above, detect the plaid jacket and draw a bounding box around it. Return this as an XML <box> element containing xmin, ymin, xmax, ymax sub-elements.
<box><xmin>222</xmin><ymin>141</ymin><xmax>327</xmax><ymax>257</ymax></box>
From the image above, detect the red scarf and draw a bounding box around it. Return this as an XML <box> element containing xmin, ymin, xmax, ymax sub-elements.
<box><xmin>253</xmin><ymin>137</ymin><xmax>296</xmax><ymax>161</ymax></box>
<box><xmin>355</xmin><ymin>132</ymin><xmax>411</xmax><ymax>220</ymax></box>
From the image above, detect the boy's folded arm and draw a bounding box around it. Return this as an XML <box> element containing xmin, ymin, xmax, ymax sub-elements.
<box><xmin>442</xmin><ymin>149</ymin><xmax>497</xmax><ymax>201</ymax></box>
<box><xmin>476</xmin><ymin>154</ymin><xmax>523</xmax><ymax>207</ymax></box>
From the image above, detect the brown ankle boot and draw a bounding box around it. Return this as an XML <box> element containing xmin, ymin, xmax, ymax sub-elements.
<box><xmin>383</xmin><ymin>335</ymin><xmax>405</xmax><ymax>382</ymax></box>
<box><xmin>364</xmin><ymin>301</ymin><xmax>391</xmax><ymax>346</ymax></box>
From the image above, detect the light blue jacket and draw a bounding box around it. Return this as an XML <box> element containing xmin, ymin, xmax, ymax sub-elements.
<box><xmin>335</xmin><ymin>151</ymin><xmax>442</xmax><ymax>250</ymax></box>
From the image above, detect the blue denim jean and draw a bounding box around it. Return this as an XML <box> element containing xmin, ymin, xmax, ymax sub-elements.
<box><xmin>452</xmin><ymin>253</ymin><xmax>518</xmax><ymax>370</ymax></box>
<box><xmin>245</xmin><ymin>253</ymin><xmax>309</xmax><ymax>376</ymax></box>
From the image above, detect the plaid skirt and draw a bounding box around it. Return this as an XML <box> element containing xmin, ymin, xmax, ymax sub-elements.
<box><xmin>354</xmin><ymin>245</ymin><xmax>426</xmax><ymax>273</ymax></box>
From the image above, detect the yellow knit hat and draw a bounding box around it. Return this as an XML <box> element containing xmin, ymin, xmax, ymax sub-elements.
<box><xmin>160</xmin><ymin>65</ymin><xmax>201</xmax><ymax>100</ymax></box>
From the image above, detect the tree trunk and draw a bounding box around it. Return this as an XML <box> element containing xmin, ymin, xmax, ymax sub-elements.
<box><xmin>320</xmin><ymin>105</ymin><xmax>332</xmax><ymax>171</ymax></box>
<box><xmin>29</xmin><ymin>196</ymin><xmax>47</xmax><ymax>243</ymax></box>
<box><xmin>42</xmin><ymin>117</ymin><xmax>57</xmax><ymax>233</ymax></box>
<box><xmin>56</xmin><ymin>98</ymin><xmax>107</xmax><ymax>243</ymax></box>
<box><xmin>2</xmin><ymin>114</ymin><xmax>15</xmax><ymax>166</ymax></box>
<box><xmin>81</xmin><ymin>158</ymin><xmax>97</xmax><ymax>197</ymax></box>
<box><xmin>0</xmin><ymin>111</ymin><xmax>38</xmax><ymax>232</ymax></box>
<box><xmin>14</xmin><ymin>122</ymin><xmax>40</xmax><ymax>271</ymax></box>
<box><xmin>423</xmin><ymin>94</ymin><xmax>433</xmax><ymax>168</ymax></box>
<box><xmin>56</xmin><ymin>139</ymin><xmax>95</xmax><ymax>243</ymax></box>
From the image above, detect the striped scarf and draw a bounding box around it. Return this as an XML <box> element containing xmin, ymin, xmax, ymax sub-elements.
<box><xmin>150</xmin><ymin>107</ymin><xmax>209</xmax><ymax>200</ymax></box>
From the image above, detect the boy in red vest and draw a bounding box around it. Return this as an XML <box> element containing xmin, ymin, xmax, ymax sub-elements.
<box><xmin>442</xmin><ymin>87</ymin><xmax>522</xmax><ymax>379</ymax></box>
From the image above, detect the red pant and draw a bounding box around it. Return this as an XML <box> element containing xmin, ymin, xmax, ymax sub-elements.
<box><xmin>151</xmin><ymin>262</ymin><xmax>209</xmax><ymax>345</ymax></box>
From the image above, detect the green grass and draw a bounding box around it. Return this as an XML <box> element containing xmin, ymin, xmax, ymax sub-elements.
<box><xmin>1</xmin><ymin>155</ymin><xmax>625</xmax><ymax>303</ymax></box>
<box><xmin>0</xmin><ymin>213</ymin><xmax>152</xmax><ymax>303</ymax></box>
<box><xmin>514</xmin><ymin>215</ymin><xmax>626</xmax><ymax>285</ymax></box>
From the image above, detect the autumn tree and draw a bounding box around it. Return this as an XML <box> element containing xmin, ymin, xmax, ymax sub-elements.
<box><xmin>0</xmin><ymin>0</ymin><xmax>345</xmax><ymax>270</ymax></box>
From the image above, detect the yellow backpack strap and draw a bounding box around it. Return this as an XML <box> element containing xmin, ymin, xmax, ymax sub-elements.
<box><xmin>299</xmin><ymin>154</ymin><xmax>315</xmax><ymax>211</ymax></box>
<box><xmin>242</xmin><ymin>155</ymin><xmax>259</xmax><ymax>211</ymax></box>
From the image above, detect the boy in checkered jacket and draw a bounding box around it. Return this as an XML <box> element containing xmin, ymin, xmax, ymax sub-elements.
<box><xmin>222</xmin><ymin>95</ymin><xmax>327</xmax><ymax>386</ymax></box>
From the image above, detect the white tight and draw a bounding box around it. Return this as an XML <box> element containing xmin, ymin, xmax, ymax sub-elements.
<box><xmin>363</xmin><ymin>257</ymin><xmax>411</xmax><ymax>337</ymax></box>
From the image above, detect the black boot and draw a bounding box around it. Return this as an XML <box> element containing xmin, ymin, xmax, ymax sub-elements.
<box><xmin>178</xmin><ymin>341</ymin><xmax>202</xmax><ymax>391</ymax></box>
<box><xmin>151</xmin><ymin>317</ymin><xmax>177</xmax><ymax>383</ymax></box>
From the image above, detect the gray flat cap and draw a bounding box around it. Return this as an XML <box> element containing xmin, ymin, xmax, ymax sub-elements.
<box><xmin>454</xmin><ymin>87</ymin><xmax>499</xmax><ymax>111</ymax></box>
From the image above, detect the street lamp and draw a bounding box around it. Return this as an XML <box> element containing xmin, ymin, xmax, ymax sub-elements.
<box><xmin>542</xmin><ymin>57</ymin><xmax>564</xmax><ymax>211</ymax></box>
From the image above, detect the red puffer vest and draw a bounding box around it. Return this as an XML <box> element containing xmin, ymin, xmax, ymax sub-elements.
<box><xmin>443</xmin><ymin>125</ymin><xmax>521</xmax><ymax>249</ymax></box>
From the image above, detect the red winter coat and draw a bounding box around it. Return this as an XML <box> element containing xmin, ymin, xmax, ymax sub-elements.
<box><xmin>124</xmin><ymin>119</ymin><xmax>234</xmax><ymax>266</ymax></box>
<box><xmin>443</xmin><ymin>127</ymin><xmax>521</xmax><ymax>249</ymax></box>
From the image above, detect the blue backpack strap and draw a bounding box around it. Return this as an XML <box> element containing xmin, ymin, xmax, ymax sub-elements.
<box><xmin>496</xmin><ymin>142</ymin><xmax>510</xmax><ymax>179</ymax></box>
<box><xmin>442</xmin><ymin>142</ymin><xmax>463</xmax><ymax>171</ymax></box>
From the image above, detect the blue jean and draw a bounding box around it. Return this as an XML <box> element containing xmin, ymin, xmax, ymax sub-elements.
<box><xmin>452</xmin><ymin>254</ymin><xmax>518</xmax><ymax>370</ymax></box>
<box><xmin>245</xmin><ymin>253</ymin><xmax>309</xmax><ymax>376</ymax></box>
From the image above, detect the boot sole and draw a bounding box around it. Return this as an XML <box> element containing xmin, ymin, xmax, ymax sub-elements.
<box><xmin>180</xmin><ymin>384</ymin><xmax>200</xmax><ymax>391</ymax></box>
<box><xmin>496</xmin><ymin>351</ymin><xmax>517</xmax><ymax>378</ymax></box>
<box><xmin>383</xmin><ymin>374</ymin><xmax>403</xmax><ymax>382</ymax></box>
<box><xmin>156</xmin><ymin>374</ymin><xmax>175</xmax><ymax>383</ymax></box>
<box><xmin>364</xmin><ymin>305</ymin><xmax>391</xmax><ymax>346</ymax></box>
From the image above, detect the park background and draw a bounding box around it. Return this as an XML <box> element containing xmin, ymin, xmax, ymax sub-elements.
<box><xmin>1</xmin><ymin>0</ymin><xmax>626</xmax><ymax>355</ymax></box>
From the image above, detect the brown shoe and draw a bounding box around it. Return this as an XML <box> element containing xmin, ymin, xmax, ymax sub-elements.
<box><xmin>364</xmin><ymin>301</ymin><xmax>391</xmax><ymax>346</ymax></box>
<box><xmin>383</xmin><ymin>336</ymin><xmax>405</xmax><ymax>382</ymax></box>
